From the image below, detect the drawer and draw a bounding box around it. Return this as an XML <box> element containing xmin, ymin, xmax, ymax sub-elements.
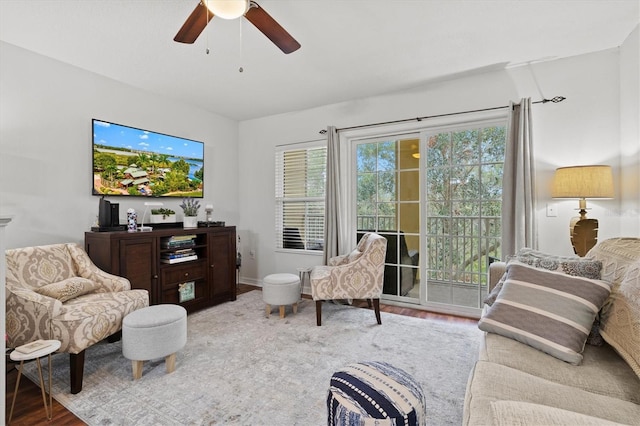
<box><xmin>161</xmin><ymin>260</ymin><xmax>207</xmax><ymax>285</ymax></box>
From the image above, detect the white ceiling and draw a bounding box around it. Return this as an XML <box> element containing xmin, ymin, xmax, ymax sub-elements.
<box><xmin>1</xmin><ymin>0</ymin><xmax>638</xmax><ymax>121</ymax></box>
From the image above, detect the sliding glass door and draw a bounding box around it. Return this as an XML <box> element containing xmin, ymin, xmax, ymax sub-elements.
<box><xmin>423</xmin><ymin>125</ymin><xmax>504</xmax><ymax>309</ymax></box>
<box><xmin>351</xmin><ymin>120</ymin><xmax>506</xmax><ymax>313</ymax></box>
<box><xmin>355</xmin><ymin>136</ymin><xmax>421</xmax><ymax>302</ymax></box>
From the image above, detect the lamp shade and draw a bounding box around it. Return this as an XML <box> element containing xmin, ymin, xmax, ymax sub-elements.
<box><xmin>205</xmin><ymin>0</ymin><xmax>249</xmax><ymax>20</ymax></box>
<box><xmin>552</xmin><ymin>165</ymin><xmax>614</xmax><ymax>199</ymax></box>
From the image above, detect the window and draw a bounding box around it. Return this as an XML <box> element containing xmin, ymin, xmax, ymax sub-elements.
<box><xmin>275</xmin><ymin>141</ymin><xmax>327</xmax><ymax>251</ymax></box>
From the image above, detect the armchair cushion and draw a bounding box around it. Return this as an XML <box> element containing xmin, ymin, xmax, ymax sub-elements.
<box><xmin>328</xmin><ymin>254</ymin><xmax>348</xmax><ymax>266</ymax></box>
<box><xmin>34</xmin><ymin>277</ymin><xmax>100</xmax><ymax>302</ymax></box>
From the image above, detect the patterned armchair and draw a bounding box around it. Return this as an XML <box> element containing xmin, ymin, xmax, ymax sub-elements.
<box><xmin>311</xmin><ymin>232</ymin><xmax>387</xmax><ymax>326</ymax></box>
<box><xmin>6</xmin><ymin>243</ymin><xmax>149</xmax><ymax>393</ymax></box>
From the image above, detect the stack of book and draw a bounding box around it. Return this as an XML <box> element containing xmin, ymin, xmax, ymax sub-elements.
<box><xmin>161</xmin><ymin>235</ymin><xmax>198</xmax><ymax>264</ymax></box>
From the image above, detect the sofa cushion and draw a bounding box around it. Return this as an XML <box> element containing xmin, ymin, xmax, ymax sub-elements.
<box><xmin>463</xmin><ymin>361</ymin><xmax>640</xmax><ymax>426</ymax></box>
<box><xmin>478</xmin><ymin>331</ymin><xmax>640</xmax><ymax>404</ymax></box>
<box><xmin>483</xmin><ymin>249</ymin><xmax>602</xmax><ymax>306</ymax></box>
<box><xmin>489</xmin><ymin>400</ymin><xmax>626</xmax><ymax>425</ymax></box>
<box><xmin>34</xmin><ymin>277</ymin><xmax>100</xmax><ymax>302</ymax></box>
<box><xmin>600</xmin><ymin>261</ymin><xmax>640</xmax><ymax>380</ymax></box>
<box><xmin>479</xmin><ymin>263</ymin><xmax>611</xmax><ymax>364</ymax></box>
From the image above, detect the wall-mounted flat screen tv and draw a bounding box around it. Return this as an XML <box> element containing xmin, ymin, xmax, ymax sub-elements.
<box><xmin>92</xmin><ymin>119</ymin><xmax>204</xmax><ymax>198</ymax></box>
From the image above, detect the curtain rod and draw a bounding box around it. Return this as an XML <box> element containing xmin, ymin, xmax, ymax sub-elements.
<box><xmin>319</xmin><ymin>96</ymin><xmax>566</xmax><ymax>134</ymax></box>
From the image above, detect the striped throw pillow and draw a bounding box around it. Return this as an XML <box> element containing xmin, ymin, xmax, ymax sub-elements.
<box><xmin>478</xmin><ymin>263</ymin><xmax>611</xmax><ymax>365</ymax></box>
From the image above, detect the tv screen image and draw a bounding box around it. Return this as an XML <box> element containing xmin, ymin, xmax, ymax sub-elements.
<box><xmin>92</xmin><ymin>119</ymin><xmax>204</xmax><ymax>198</ymax></box>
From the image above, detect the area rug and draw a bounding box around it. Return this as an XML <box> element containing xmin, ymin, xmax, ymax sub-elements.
<box><xmin>23</xmin><ymin>290</ymin><xmax>481</xmax><ymax>425</ymax></box>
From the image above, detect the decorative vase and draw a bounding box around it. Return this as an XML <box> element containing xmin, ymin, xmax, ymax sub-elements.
<box><xmin>127</xmin><ymin>209</ymin><xmax>137</xmax><ymax>232</ymax></box>
<box><xmin>183</xmin><ymin>216</ymin><xmax>198</xmax><ymax>229</ymax></box>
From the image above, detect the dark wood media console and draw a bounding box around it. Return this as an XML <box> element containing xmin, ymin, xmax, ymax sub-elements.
<box><xmin>85</xmin><ymin>226</ymin><xmax>236</xmax><ymax>313</ymax></box>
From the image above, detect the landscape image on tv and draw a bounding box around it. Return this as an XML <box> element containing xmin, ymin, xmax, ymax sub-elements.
<box><xmin>92</xmin><ymin>119</ymin><xmax>204</xmax><ymax>198</ymax></box>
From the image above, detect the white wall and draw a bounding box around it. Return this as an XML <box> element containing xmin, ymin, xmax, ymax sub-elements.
<box><xmin>619</xmin><ymin>25</ymin><xmax>640</xmax><ymax>234</ymax></box>
<box><xmin>2</xmin><ymin>32</ymin><xmax>637</xmax><ymax>288</ymax></box>
<box><xmin>238</xmin><ymin>45</ymin><xmax>639</xmax><ymax>286</ymax></box>
<box><xmin>0</xmin><ymin>41</ymin><xmax>239</xmax><ymax>249</ymax></box>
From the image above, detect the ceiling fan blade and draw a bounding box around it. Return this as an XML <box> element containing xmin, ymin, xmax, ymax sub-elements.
<box><xmin>245</xmin><ymin>2</ymin><xmax>300</xmax><ymax>54</ymax></box>
<box><xmin>174</xmin><ymin>1</ymin><xmax>214</xmax><ymax>44</ymax></box>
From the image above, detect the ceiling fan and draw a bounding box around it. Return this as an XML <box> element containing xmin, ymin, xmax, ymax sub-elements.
<box><xmin>174</xmin><ymin>0</ymin><xmax>301</xmax><ymax>54</ymax></box>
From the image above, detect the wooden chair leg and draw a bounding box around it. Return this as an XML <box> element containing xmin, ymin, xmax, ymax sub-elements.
<box><xmin>367</xmin><ymin>299</ymin><xmax>373</xmax><ymax>308</ymax></box>
<box><xmin>132</xmin><ymin>360</ymin><xmax>144</xmax><ymax>380</ymax></box>
<box><xmin>70</xmin><ymin>350</ymin><xmax>85</xmax><ymax>394</ymax></box>
<box><xmin>165</xmin><ymin>353</ymin><xmax>176</xmax><ymax>374</ymax></box>
<box><xmin>373</xmin><ymin>298</ymin><xmax>381</xmax><ymax>324</ymax></box>
<box><xmin>315</xmin><ymin>300</ymin><xmax>322</xmax><ymax>326</ymax></box>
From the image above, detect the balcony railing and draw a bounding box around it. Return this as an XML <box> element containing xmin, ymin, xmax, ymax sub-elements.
<box><xmin>357</xmin><ymin>214</ymin><xmax>501</xmax><ymax>308</ymax></box>
<box><xmin>357</xmin><ymin>215</ymin><xmax>396</xmax><ymax>231</ymax></box>
<box><xmin>425</xmin><ymin>215</ymin><xmax>501</xmax><ymax>288</ymax></box>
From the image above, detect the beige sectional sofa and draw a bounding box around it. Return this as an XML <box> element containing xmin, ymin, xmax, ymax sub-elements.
<box><xmin>463</xmin><ymin>237</ymin><xmax>640</xmax><ymax>425</ymax></box>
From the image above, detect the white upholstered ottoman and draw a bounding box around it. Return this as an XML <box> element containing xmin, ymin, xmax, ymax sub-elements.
<box><xmin>122</xmin><ymin>304</ymin><xmax>187</xmax><ymax>379</ymax></box>
<box><xmin>262</xmin><ymin>273</ymin><xmax>300</xmax><ymax>318</ymax></box>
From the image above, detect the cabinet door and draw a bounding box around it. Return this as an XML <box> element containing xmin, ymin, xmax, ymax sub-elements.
<box><xmin>119</xmin><ymin>237</ymin><xmax>158</xmax><ymax>304</ymax></box>
<box><xmin>208</xmin><ymin>232</ymin><xmax>236</xmax><ymax>301</ymax></box>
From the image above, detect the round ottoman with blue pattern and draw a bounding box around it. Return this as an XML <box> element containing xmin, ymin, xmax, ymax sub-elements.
<box><xmin>327</xmin><ymin>361</ymin><xmax>427</xmax><ymax>426</ymax></box>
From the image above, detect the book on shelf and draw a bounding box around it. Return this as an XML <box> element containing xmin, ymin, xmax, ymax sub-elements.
<box><xmin>160</xmin><ymin>254</ymin><xmax>198</xmax><ymax>264</ymax></box>
<box><xmin>166</xmin><ymin>234</ymin><xmax>197</xmax><ymax>242</ymax></box>
<box><xmin>162</xmin><ymin>251</ymin><xmax>196</xmax><ymax>259</ymax></box>
<box><xmin>173</xmin><ymin>248</ymin><xmax>195</xmax><ymax>254</ymax></box>
<box><xmin>161</xmin><ymin>240</ymin><xmax>196</xmax><ymax>249</ymax></box>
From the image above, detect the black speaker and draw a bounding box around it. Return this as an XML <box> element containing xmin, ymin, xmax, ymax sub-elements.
<box><xmin>98</xmin><ymin>198</ymin><xmax>120</xmax><ymax>228</ymax></box>
<box><xmin>109</xmin><ymin>203</ymin><xmax>119</xmax><ymax>226</ymax></box>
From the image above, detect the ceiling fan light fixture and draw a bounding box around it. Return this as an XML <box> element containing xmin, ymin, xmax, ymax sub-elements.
<box><xmin>205</xmin><ymin>0</ymin><xmax>249</xmax><ymax>20</ymax></box>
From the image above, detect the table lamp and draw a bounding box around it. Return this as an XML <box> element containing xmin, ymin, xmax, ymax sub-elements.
<box><xmin>552</xmin><ymin>165</ymin><xmax>614</xmax><ymax>256</ymax></box>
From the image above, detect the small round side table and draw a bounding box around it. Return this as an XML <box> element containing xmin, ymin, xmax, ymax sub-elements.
<box><xmin>8</xmin><ymin>339</ymin><xmax>61</xmax><ymax>424</ymax></box>
<box><xmin>297</xmin><ymin>267</ymin><xmax>313</xmax><ymax>299</ymax></box>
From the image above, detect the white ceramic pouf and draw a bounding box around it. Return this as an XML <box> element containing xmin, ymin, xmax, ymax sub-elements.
<box><xmin>122</xmin><ymin>304</ymin><xmax>187</xmax><ymax>379</ymax></box>
<box><xmin>262</xmin><ymin>273</ymin><xmax>301</xmax><ymax>319</ymax></box>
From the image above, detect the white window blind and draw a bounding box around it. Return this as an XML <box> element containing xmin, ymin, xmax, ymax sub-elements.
<box><xmin>275</xmin><ymin>142</ymin><xmax>327</xmax><ymax>251</ymax></box>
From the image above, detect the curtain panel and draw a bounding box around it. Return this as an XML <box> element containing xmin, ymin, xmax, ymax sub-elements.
<box><xmin>323</xmin><ymin>126</ymin><xmax>341</xmax><ymax>264</ymax></box>
<box><xmin>501</xmin><ymin>97</ymin><xmax>537</xmax><ymax>257</ymax></box>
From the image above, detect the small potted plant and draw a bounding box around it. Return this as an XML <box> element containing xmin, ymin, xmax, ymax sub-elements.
<box><xmin>150</xmin><ymin>208</ymin><xmax>176</xmax><ymax>224</ymax></box>
<box><xmin>180</xmin><ymin>198</ymin><xmax>200</xmax><ymax>228</ymax></box>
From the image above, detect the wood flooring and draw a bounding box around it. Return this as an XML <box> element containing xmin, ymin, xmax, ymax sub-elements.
<box><xmin>5</xmin><ymin>284</ymin><xmax>478</xmax><ymax>425</ymax></box>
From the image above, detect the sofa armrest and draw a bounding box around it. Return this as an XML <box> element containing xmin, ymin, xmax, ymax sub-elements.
<box><xmin>5</xmin><ymin>286</ymin><xmax>62</xmax><ymax>347</ymax></box>
<box><xmin>67</xmin><ymin>243</ymin><xmax>131</xmax><ymax>292</ymax></box>
<box><xmin>489</xmin><ymin>262</ymin><xmax>506</xmax><ymax>291</ymax></box>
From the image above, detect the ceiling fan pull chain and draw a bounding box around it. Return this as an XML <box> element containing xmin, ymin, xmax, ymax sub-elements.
<box><xmin>206</xmin><ymin>2</ymin><xmax>211</xmax><ymax>54</ymax></box>
<box><xmin>239</xmin><ymin>18</ymin><xmax>244</xmax><ymax>72</ymax></box>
